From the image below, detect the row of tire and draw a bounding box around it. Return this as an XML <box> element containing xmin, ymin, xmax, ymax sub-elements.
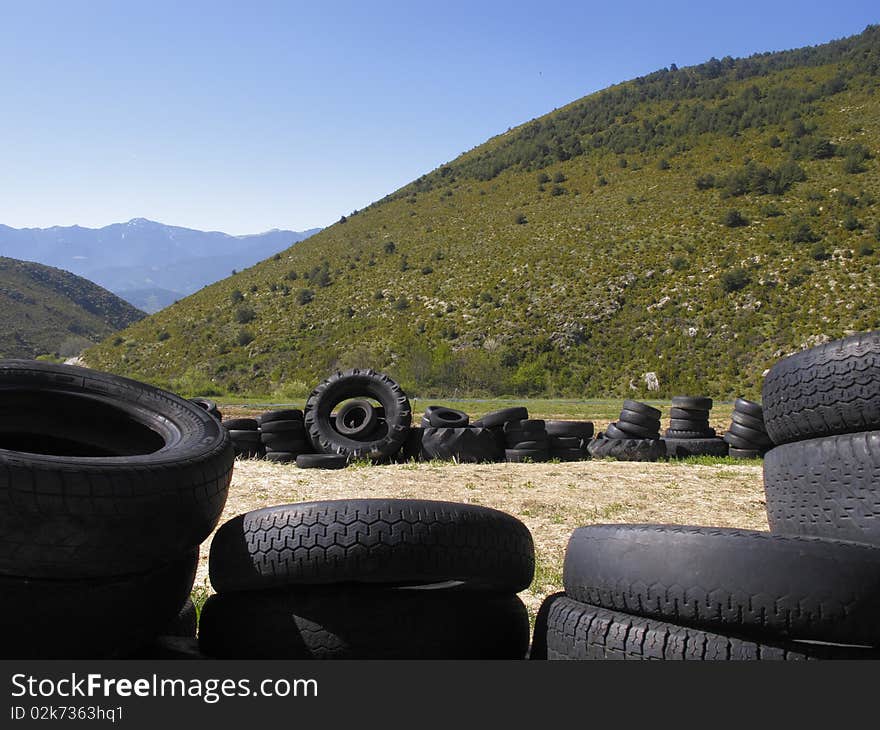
<box><xmin>534</xmin><ymin>329</ymin><xmax>880</xmax><ymax>659</ymax></box>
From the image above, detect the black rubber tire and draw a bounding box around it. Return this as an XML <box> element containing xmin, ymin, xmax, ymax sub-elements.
<box><xmin>478</xmin><ymin>407</ymin><xmax>529</xmax><ymax>428</ymax></box>
<box><xmin>397</xmin><ymin>426</ymin><xmax>424</xmax><ymax>462</ymax></box>
<box><xmin>420</xmin><ymin>427</ymin><xmax>503</xmax><ymax>463</ymax></box>
<box><xmin>209</xmin><ymin>499</ymin><xmax>534</xmax><ymax>592</ymax></box>
<box><xmin>731</xmin><ymin>410</ymin><xmax>767</xmax><ymax>432</ymax></box>
<box><xmin>587</xmin><ymin>436</ymin><xmax>666</xmax><ymax>462</ymax></box>
<box><xmin>260</xmin><ymin>419</ymin><xmax>305</xmax><ymax>435</ymax></box>
<box><xmin>671</xmin><ymin>396</ymin><xmax>713</xmax><ymax>410</ymax></box>
<box><xmin>304</xmin><ymin>369</ymin><xmax>411</xmax><ymax>459</ymax></box>
<box><xmin>550</xmin><ymin>448</ymin><xmax>589</xmax><ymax>462</ymax></box>
<box><xmin>228</xmin><ymin>429</ymin><xmax>261</xmax><ymax>443</ymax></box>
<box><xmin>295</xmin><ymin>453</ymin><xmax>349</xmax><ymax>469</ymax></box>
<box><xmin>0</xmin><ymin>360</ymin><xmax>233</xmax><ymax>579</ymax></box>
<box><xmin>199</xmin><ymin>588</ymin><xmax>529</xmax><ymax>660</ymax></box>
<box><xmin>668</xmin><ymin>418</ymin><xmax>709</xmax><ymax>431</ymax></box>
<box><xmin>334</xmin><ymin>399</ymin><xmax>379</xmax><ymax>438</ymax></box>
<box><xmin>668</xmin><ymin>407</ymin><xmax>709</xmax><ymax>420</ymax></box>
<box><xmin>259</xmin><ymin>409</ymin><xmax>304</xmax><ymax>424</ymax></box>
<box><xmin>505</xmin><ymin>449</ymin><xmax>549</xmax><ymax>463</ymax></box>
<box><xmin>163</xmin><ymin>597</ymin><xmax>198</xmax><ymax>638</ymax></box>
<box><xmin>665</xmin><ymin>437</ymin><xmax>728</xmax><ymax>458</ymax></box>
<box><xmin>190</xmin><ymin>398</ymin><xmax>222</xmax><ymax>421</ymax></box>
<box><xmin>260</xmin><ymin>432</ymin><xmax>311</xmax><ymax>450</ymax></box>
<box><xmin>734</xmin><ymin>398</ymin><xmax>764</xmax><ymax>419</ymax></box>
<box><xmin>603</xmin><ymin>422</ymin><xmax>633</xmax><ymax>440</ymax></box>
<box><xmin>729</xmin><ymin>447</ymin><xmax>764</xmax><ymax>459</ymax></box>
<box><xmin>763</xmin><ymin>431</ymin><xmax>880</xmax><ymax>544</ymax></box>
<box><xmin>550</xmin><ymin>436</ymin><xmax>583</xmax><ymax>449</ymax></box>
<box><xmin>422</xmin><ymin>406</ymin><xmax>470</xmax><ymax>428</ymax></box>
<box><xmin>664</xmin><ymin>428</ymin><xmax>716</xmax><ymax>439</ymax></box>
<box><xmin>504</xmin><ymin>431</ymin><xmax>549</xmax><ymax>446</ymax></box>
<box><xmin>618</xmin><ymin>409</ymin><xmax>660</xmax><ymax>430</ymax></box>
<box><xmin>564</xmin><ymin>524</ymin><xmax>880</xmax><ymax>645</ymax></box>
<box><xmin>545</xmin><ymin>420</ymin><xmax>594</xmax><ymax>439</ymax></box>
<box><xmin>508</xmin><ymin>439</ymin><xmax>547</xmax><ymax>450</ymax></box>
<box><xmin>727</xmin><ymin>420</ymin><xmax>773</xmax><ymax>447</ymax></box>
<box><xmin>222</xmin><ymin>417</ymin><xmax>259</xmax><ymax>431</ymax></box>
<box><xmin>762</xmin><ymin>330</ymin><xmax>880</xmax><ymax>444</ymax></box>
<box><xmin>612</xmin><ymin>419</ymin><xmax>660</xmax><ymax>439</ymax></box>
<box><xmin>0</xmin><ymin>549</ymin><xmax>197</xmax><ymax>658</ymax></box>
<box><xmin>503</xmin><ymin>418</ymin><xmax>546</xmax><ymax>432</ymax></box>
<box><xmin>265</xmin><ymin>451</ymin><xmax>297</xmax><ymax>463</ymax></box>
<box><xmin>538</xmin><ymin>596</ymin><xmax>878</xmax><ymax>661</ymax></box>
<box><xmin>722</xmin><ymin>431</ymin><xmax>759</xmax><ymax>449</ymax></box>
<box><xmin>622</xmin><ymin>400</ymin><xmax>661</xmax><ymax>419</ymax></box>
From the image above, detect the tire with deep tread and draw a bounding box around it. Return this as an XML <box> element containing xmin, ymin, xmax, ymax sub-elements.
<box><xmin>564</xmin><ymin>524</ymin><xmax>880</xmax><ymax>644</ymax></box>
<box><xmin>304</xmin><ymin>369</ymin><xmax>411</xmax><ymax>459</ymax></box>
<box><xmin>763</xmin><ymin>431</ymin><xmax>880</xmax><ymax>543</ymax></box>
<box><xmin>587</xmin><ymin>436</ymin><xmax>666</xmax><ymax>461</ymax></box>
<box><xmin>665</xmin><ymin>437</ymin><xmax>728</xmax><ymax>458</ymax></box>
<box><xmin>208</xmin><ymin>499</ymin><xmax>535</xmax><ymax>592</ymax></box>
<box><xmin>664</xmin><ymin>428</ymin><xmax>716</xmax><ymax>439</ymax></box>
<box><xmin>199</xmin><ymin>588</ymin><xmax>529</xmax><ymax>660</ymax></box>
<box><xmin>762</xmin><ymin>330</ymin><xmax>880</xmax><ymax>444</ymax></box>
<box><xmin>420</xmin><ymin>427</ymin><xmax>503</xmax><ymax>463</ymax></box>
<box><xmin>539</xmin><ymin>597</ymin><xmax>877</xmax><ymax>661</ymax></box>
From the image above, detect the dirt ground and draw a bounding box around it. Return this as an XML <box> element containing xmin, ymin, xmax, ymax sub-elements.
<box><xmin>196</xmin><ymin>458</ymin><xmax>767</xmax><ymax>619</ymax></box>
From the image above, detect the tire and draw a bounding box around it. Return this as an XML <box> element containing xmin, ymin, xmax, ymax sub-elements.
<box><xmin>209</xmin><ymin>499</ymin><xmax>534</xmax><ymax>593</ymax></box>
<box><xmin>505</xmin><ymin>449</ymin><xmax>549</xmax><ymax>463</ymax></box>
<box><xmin>260</xmin><ymin>433</ymin><xmax>310</xmax><ymax>451</ymax></box>
<box><xmin>617</xmin><ymin>409</ymin><xmax>660</xmax><ymax>430</ymax></box>
<box><xmin>734</xmin><ymin>398</ymin><xmax>764</xmax><ymax>419</ymax></box>
<box><xmin>762</xmin><ymin>330</ymin><xmax>880</xmax><ymax>444</ymax></box>
<box><xmin>664</xmin><ymin>428</ymin><xmax>716</xmax><ymax>439</ymax></box>
<box><xmin>260</xmin><ymin>409</ymin><xmax>304</xmax><ymax>424</ymax></box>
<box><xmin>612</xmin><ymin>419</ymin><xmax>659</xmax><ymax>439</ymax></box>
<box><xmin>763</xmin><ymin>431</ymin><xmax>880</xmax><ymax>543</ymax></box>
<box><xmin>260</xmin><ymin>419</ymin><xmax>305</xmax><ymax>435</ymax></box>
<box><xmin>603</xmin><ymin>422</ymin><xmax>632</xmax><ymax>440</ymax></box>
<box><xmin>665</xmin><ymin>438</ymin><xmax>728</xmax><ymax>458</ymax></box>
<box><xmin>222</xmin><ymin>418</ymin><xmax>258</xmax><ymax>431</ymax></box>
<box><xmin>265</xmin><ymin>452</ymin><xmax>297</xmax><ymax>463</ymax></box>
<box><xmin>295</xmin><ymin>454</ymin><xmax>349</xmax><ymax>469</ymax></box>
<box><xmin>190</xmin><ymin>398</ymin><xmax>222</xmax><ymax>421</ymax></box>
<box><xmin>163</xmin><ymin>597</ymin><xmax>198</xmax><ymax>638</ymax></box>
<box><xmin>729</xmin><ymin>447</ymin><xmax>764</xmax><ymax>459</ymax></box>
<box><xmin>671</xmin><ymin>396</ymin><xmax>713</xmax><ymax>410</ymax></box>
<box><xmin>564</xmin><ymin>524</ymin><xmax>880</xmax><ymax>645</ymax></box>
<box><xmin>304</xmin><ymin>369</ymin><xmax>412</xmax><ymax>459</ymax></box>
<box><xmin>727</xmin><ymin>421</ymin><xmax>773</xmax><ymax>447</ymax></box>
<box><xmin>722</xmin><ymin>431</ymin><xmax>757</xmax><ymax>449</ymax></box>
<box><xmin>199</xmin><ymin>588</ymin><xmax>529</xmax><ymax>660</ymax></box>
<box><xmin>397</xmin><ymin>426</ymin><xmax>424</xmax><ymax>462</ymax></box>
<box><xmin>420</xmin><ymin>427</ymin><xmax>503</xmax><ymax>463</ymax></box>
<box><xmin>550</xmin><ymin>436</ymin><xmax>583</xmax><ymax>449</ymax></box>
<box><xmin>0</xmin><ymin>360</ymin><xmax>233</xmax><ymax>579</ymax></box>
<box><xmin>731</xmin><ymin>410</ymin><xmax>766</xmax><ymax>431</ymax></box>
<box><xmin>545</xmin><ymin>421</ymin><xmax>594</xmax><ymax>439</ymax></box>
<box><xmin>504</xmin><ymin>430</ymin><xmax>548</xmax><ymax>446</ymax></box>
<box><xmin>0</xmin><ymin>549</ymin><xmax>197</xmax><ymax>658</ymax></box>
<box><xmin>668</xmin><ymin>418</ymin><xmax>709</xmax><ymax>431</ymax></box>
<box><xmin>587</xmin><ymin>436</ymin><xmax>665</xmax><ymax>462</ymax></box>
<box><xmin>335</xmin><ymin>399</ymin><xmax>379</xmax><ymax>438</ymax></box>
<box><xmin>478</xmin><ymin>407</ymin><xmax>529</xmax><ymax>428</ymax></box>
<box><xmin>503</xmin><ymin>418</ymin><xmax>546</xmax><ymax>432</ymax></box>
<box><xmin>228</xmin><ymin>429</ymin><xmax>261</xmax><ymax>443</ymax></box>
<box><xmin>539</xmin><ymin>597</ymin><xmax>877</xmax><ymax>661</ymax></box>
<box><xmin>508</xmin><ymin>439</ymin><xmax>548</xmax><ymax>450</ymax></box>
<box><xmin>669</xmin><ymin>407</ymin><xmax>709</xmax><ymax>420</ymax></box>
<box><xmin>422</xmin><ymin>406</ymin><xmax>469</xmax><ymax>428</ymax></box>
<box><xmin>622</xmin><ymin>400</ymin><xmax>661</xmax><ymax>419</ymax></box>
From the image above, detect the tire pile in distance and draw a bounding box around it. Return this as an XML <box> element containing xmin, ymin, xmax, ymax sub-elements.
<box><xmin>724</xmin><ymin>398</ymin><xmax>772</xmax><ymax>458</ymax></box>
<box><xmin>531</xmin><ymin>328</ymin><xmax>880</xmax><ymax>660</ymax></box>
<box><xmin>587</xmin><ymin>400</ymin><xmax>666</xmax><ymax>461</ymax></box>
<box><xmin>199</xmin><ymin>499</ymin><xmax>535</xmax><ymax>659</ymax></box>
<box><xmin>0</xmin><ymin>360</ymin><xmax>234</xmax><ymax>659</ymax></box>
<box><xmin>662</xmin><ymin>396</ymin><xmax>727</xmax><ymax>458</ymax></box>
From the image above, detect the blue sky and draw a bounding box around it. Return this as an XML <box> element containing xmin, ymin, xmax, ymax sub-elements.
<box><xmin>0</xmin><ymin>1</ymin><xmax>876</xmax><ymax>234</ymax></box>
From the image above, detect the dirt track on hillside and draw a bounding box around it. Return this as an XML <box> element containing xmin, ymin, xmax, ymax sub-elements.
<box><xmin>197</xmin><ymin>459</ymin><xmax>767</xmax><ymax>618</ymax></box>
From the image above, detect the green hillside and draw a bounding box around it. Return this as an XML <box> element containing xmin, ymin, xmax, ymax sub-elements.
<box><xmin>0</xmin><ymin>257</ymin><xmax>145</xmax><ymax>359</ymax></box>
<box><xmin>85</xmin><ymin>26</ymin><xmax>880</xmax><ymax>399</ymax></box>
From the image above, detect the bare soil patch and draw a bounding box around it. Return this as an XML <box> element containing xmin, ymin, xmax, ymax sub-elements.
<box><xmin>196</xmin><ymin>458</ymin><xmax>766</xmax><ymax>619</ymax></box>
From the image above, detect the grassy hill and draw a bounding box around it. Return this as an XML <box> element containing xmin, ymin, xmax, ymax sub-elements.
<box><xmin>85</xmin><ymin>26</ymin><xmax>880</xmax><ymax>400</ymax></box>
<box><xmin>0</xmin><ymin>257</ymin><xmax>145</xmax><ymax>359</ymax></box>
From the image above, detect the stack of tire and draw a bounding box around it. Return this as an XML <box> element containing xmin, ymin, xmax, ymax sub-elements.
<box><xmin>724</xmin><ymin>398</ymin><xmax>772</xmax><ymax>458</ymax></box>
<box><xmin>503</xmin><ymin>419</ymin><xmax>550</xmax><ymax>463</ymax></box>
<box><xmin>222</xmin><ymin>417</ymin><xmax>264</xmax><ymax>459</ymax></box>
<box><xmin>199</xmin><ymin>499</ymin><xmax>535</xmax><ymax>659</ymax></box>
<box><xmin>546</xmin><ymin>421</ymin><xmax>594</xmax><ymax>461</ymax></box>
<box><xmin>762</xmin><ymin>330</ymin><xmax>880</xmax><ymax>547</ymax></box>
<box><xmin>419</xmin><ymin>406</ymin><xmax>503</xmax><ymax>463</ymax></box>
<box><xmin>0</xmin><ymin>360</ymin><xmax>233</xmax><ymax>658</ymax></box>
<box><xmin>258</xmin><ymin>409</ymin><xmax>313</xmax><ymax>463</ymax></box>
<box><xmin>304</xmin><ymin>369</ymin><xmax>412</xmax><ymax>465</ymax></box>
<box><xmin>587</xmin><ymin>400</ymin><xmax>665</xmax><ymax>462</ymax></box>
<box><xmin>530</xmin><ymin>524</ymin><xmax>880</xmax><ymax>660</ymax></box>
<box><xmin>663</xmin><ymin>395</ymin><xmax>727</xmax><ymax>458</ymax></box>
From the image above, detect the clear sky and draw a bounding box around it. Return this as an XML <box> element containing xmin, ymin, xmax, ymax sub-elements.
<box><xmin>0</xmin><ymin>1</ymin><xmax>876</xmax><ymax>234</ymax></box>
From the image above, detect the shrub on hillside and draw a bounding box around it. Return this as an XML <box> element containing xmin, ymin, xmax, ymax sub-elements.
<box><xmin>720</xmin><ymin>268</ymin><xmax>750</xmax><ymax>293</ymax></box>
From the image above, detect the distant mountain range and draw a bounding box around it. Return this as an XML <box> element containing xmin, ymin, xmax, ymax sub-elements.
<box><xmin>0</xmin><ymin>219</ymin><xmax>320</xmax><ymax>312</ymax></box>
<box><xmin>0</xmin><ymin>256</ymin><xmax>145</xmax><ymax>359</ymax></box>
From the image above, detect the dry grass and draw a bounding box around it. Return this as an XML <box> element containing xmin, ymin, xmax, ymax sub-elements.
<box><xmin>196</xmin><ymin>458</ymin><xmax>766</xmax><ymax>620</ymax></box>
